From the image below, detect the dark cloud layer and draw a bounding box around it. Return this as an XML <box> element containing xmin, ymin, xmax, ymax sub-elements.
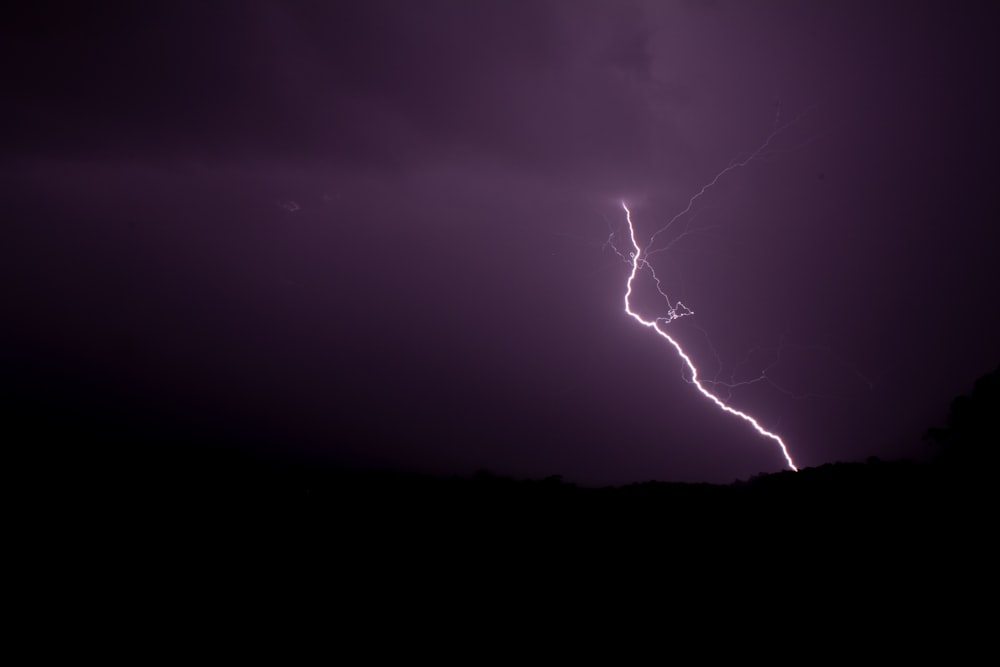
<box><xmin>4</xmin><ymin>1</ymin><xmax>999</xmax><ymax>484</ymax></box>
<box><xmin>4</xmin><ymin>1</ymin><xmax>679</xmax><ymax>176</ymax></box>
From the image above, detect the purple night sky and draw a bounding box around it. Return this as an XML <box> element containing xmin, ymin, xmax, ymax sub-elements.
<box><xmin>4</xmin><ymin>1</ymin><xmax>999</xmax><ymax>485</ymax></box>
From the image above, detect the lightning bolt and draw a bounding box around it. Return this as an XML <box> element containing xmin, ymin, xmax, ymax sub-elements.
<box><xmin>606</xmin><ymin>108</ymin><xmax>808</xmax><ymax>471</ymax></box>
<box><xmin>620</xmin><ymin>200</ymin><xmax>798</xmax><ymax>471</ymax></box>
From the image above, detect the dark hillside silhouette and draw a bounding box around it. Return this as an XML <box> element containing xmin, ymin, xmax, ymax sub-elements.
<box><xmin>8</xmin><ymin>363</ymin><xmax>997</xmax><ymax>588</ymax></box>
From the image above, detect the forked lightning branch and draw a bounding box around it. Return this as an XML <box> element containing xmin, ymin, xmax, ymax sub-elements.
<box><xmin>610</xmin><ymin>113</ymin><xmax>805</xmax><ymax>471</ymax></box>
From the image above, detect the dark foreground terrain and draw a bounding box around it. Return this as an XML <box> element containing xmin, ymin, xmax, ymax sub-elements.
<box><xmin>8</xmin><ymin>365</ymin><xmax>998</xmax><ymax>633</ymax></box>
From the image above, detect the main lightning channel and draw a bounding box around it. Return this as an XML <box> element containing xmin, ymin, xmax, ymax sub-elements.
<box><xmin>621</xmin><ymin>202</ymin><xmax>798</xmax><ymax>471</ymax></box>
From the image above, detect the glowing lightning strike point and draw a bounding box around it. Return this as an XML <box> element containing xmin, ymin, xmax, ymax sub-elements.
<box><xmin>621</xmin><ymin>202</ymin><xmax>798</xmax><ymax>472</ymax></box>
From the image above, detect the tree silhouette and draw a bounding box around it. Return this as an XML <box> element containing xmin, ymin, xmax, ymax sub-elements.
<box><xmin>925</xmin><ymin>365</ymin><xmax>1000</xmax><ymax>467</ymax></box>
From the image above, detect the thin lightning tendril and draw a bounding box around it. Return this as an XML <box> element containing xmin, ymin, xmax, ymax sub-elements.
<box><xmin>646</xmin><ymin>108</ymin><xmax>808</xmax><ymax>254</ymax></box>
<box><xmin>621</xmin><ymin>202</ymin><xmax>798</xmax><ymax>471</ymax></box>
